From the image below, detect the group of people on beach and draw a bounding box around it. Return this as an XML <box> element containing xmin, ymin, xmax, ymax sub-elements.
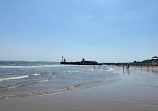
<box><xmin>123</xmin><ymin>65</ymin><xmax>129</xmax><ymax>70</ymax></box>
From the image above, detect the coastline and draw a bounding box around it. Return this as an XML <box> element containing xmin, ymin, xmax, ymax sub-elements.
<box><xmin>1</xmin><ymin>67</ymin><xmax>158</xmax><ymax>111</ymax></box>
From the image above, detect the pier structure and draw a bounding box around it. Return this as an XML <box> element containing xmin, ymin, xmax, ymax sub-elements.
<box><xmin>60</xmin><ymin>57</ymin><xmax>102</xmax><ymax>65</ymax></box>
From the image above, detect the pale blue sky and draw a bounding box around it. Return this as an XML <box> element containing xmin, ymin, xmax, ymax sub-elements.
<box><xmin>0</xmin><ymin>0</ymin><xmax>158</xmax><ymax>62</ymax></box>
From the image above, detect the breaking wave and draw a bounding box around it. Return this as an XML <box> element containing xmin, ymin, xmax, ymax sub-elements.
<box><xmin>30</xmin><ymin>73</ymin><xmax>40</xmax><ymax>76</ymax></box>
<box><xmin>106</xmin><ymin>68</ymin><xmax>114</xmax><ymax>72</ymax></box>
<box><xmin>0</xmin><ymin>75</ymin><xmax>29</xmax><ymax>82</ymax></box>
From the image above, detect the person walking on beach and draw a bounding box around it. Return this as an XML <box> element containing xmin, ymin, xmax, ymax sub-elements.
<box><xmin>126</xmin><ymin>65</ymin><xmax>129</xmax><ymax>69</ymax></box>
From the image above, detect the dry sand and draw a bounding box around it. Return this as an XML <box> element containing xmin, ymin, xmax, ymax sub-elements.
<box><xmin>0</xmin><ymin>67</ymin><xmax>158</xmax><ymax>111</ymax></box>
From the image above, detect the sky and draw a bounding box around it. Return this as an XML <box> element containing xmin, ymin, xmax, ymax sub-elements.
<box><xmin>0</xmin><ymin>0</ymin><xmax>158</xmax><ymax>62</ymax></box>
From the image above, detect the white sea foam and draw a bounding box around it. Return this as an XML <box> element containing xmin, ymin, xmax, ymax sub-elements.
<box><xmin>0</xmin><ymin>75</ymin><xmax>29</xmax><ymax>82</ymax></box>
<box><xmin>107</xmin><ymin>68</ymin><xmax>114</xmax><ymax>72</ymax></box>
<box><xmin>89</xmin><ymin>69</ymin><xmax>95</xmax><ymax>71</ymax></box>
<box><xmin>37</xmin><ymin>80</ymin><xmax>49</xmax><ymax>83</ymax></box>
<box><xmin>52</xmin><ymin>76</ymin><xmax>56</xmax><ymax>78</ymax></box>
<box><xmin>30</xmin><ymin>73</ymin><xmax>40</xmax><ymax>76</ymax></box>
<box><xmin>65</xmin><ymin>70</ymin><xmax>80</xmax><ymax>73</ymax></box>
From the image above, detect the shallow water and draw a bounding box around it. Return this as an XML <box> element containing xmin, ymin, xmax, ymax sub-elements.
<box><xmin>0</xmin><ymin>65</ymin><xmax>158</xmax><ymax>111</ymax></box>
<box><xmin>0</xmin><ymin>63</ymin><xmax>118</xmax><ymax>100</ymax></box>
<box><xmin>104</xmin><ymin>67</ymin><xmax>158</xmax><ymax>110</ymax></box>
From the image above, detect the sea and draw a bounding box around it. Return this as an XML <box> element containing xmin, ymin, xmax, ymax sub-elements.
<box><xmin>0</xmin><ymin>61</ymin><xmax>118</xmax><ymax>100</ymax></box>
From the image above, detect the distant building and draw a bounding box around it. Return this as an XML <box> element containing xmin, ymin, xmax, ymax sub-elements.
<box><xmin>152</xmin><ymin>56</ymin><xmax>158</xmax><ymax>61</ymax></box>
<box><xmin>81</xmin><ymin>58</ymin><xmax>85</xmax><ymax>63</ymax></box>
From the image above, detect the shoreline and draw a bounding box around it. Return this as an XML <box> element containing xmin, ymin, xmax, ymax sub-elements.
<box><xmin>1</xmin><ymin>67</ymin><xmax>158</xmax><ymax>111</ymax></box>
<box><xmin>130</xmin><ymin>65</ymin><xmax>158</xmax><ymax>70</ymax></box>
<box><xmin>115</xmin><ymin>65</ymin><xmax>158</xmax><ymax>70</ymax></box>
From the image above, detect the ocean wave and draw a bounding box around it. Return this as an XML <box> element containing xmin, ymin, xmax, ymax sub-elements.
<box><xmin>88</xmin><ymin>69</ymin><xmax>95</xmax><ymax>71</ymax></box>
<box><xmin>0</xmin><ymin>75</ymin><xmax>29</xmax><ymax>82</ymax></box>
<box><xmin>0</xmin><ymin>80</ymin><xmax>49</xmax><ymax>91</ymax></box>
<box><xmin>63</xmin><ymin>69</ymin><xmax>96</xmax><ymax>73</ymax></box>
<box><xmin>64</xmin><ymin>70</ymin><xmax>81</xmax><ymax>73</ymax></box>
<box><xmin>0</xmin><ymin>83</ymin><xmax>83</xmax><ymax>100</ymax></box>
<box><xmin>37</xmin><ymin>80</ymin><xmax>49</xmax><ymax>83</ymax></box>
<box><xmin>30</xmin><ymin>73</ymin><xmax>40</xmax><ymax>76</ymax></box>
<box><xmin>0</xmin><ymin>83</ymin><xmax>28</xmax><ymax>90</ymax></box>
<box><xmin>51</xmin><ymin>76</ymin><xmax>56</xmax><ymax>78</ymax></box>
<box><xmin>106</xmin><ymin>68</ymin><xmax>114</xmax><ymax>72</ymax></box>
<box><xmin>1</xmin><ymin>85</ymin><xmax>20</xmax><ymax>90</ymax></box>
<box><xmin>0</xmin><ymin>65</ymin><xmax>82</xmax><ymax>69</ymax></box>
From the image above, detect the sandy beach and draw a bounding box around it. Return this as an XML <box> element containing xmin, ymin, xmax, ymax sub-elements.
<box><xmin>117</xmin><ymin>65</ymin><xmax>158</xmax><ymax>70</ymax></box>
<box><xmin>1</xmin><ymin>0</ymin><xmax>158</xmax><ymax>110</ymax></box>
<box><xmin>0</xmin><ymin>67</ymin><xmax>158</xmax><ymax>111</ymax></box>
<box><xmin>130</xmin><ymin>66</ymin><xmax>158</xmax><ymax>70</ymax></box>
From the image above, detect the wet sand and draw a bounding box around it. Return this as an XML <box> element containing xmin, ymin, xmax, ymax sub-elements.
<box><xmin>0</xmin><ymin>67</ymin><xmax>158</xmax><ymax>111</ymax></box>
<box><xmin>130</xmin><ymin>66</ymin><xmax>158</xmax><ymax>70</ymax></box>
<box><xmin>117</xmin><ymin>65</ymin><xmax>158</xmax><ymax>70</ymax></box>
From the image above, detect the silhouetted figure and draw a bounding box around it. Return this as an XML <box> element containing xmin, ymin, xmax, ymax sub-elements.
<box><xmin>126</xmin><ymin>65</ymin><xmax>129</xmax><ymax>69</ymax></box>
<box><xmin>123</xmin><ymin>65</ymin><xmax>125</xmax><ymax>70</ymax></box>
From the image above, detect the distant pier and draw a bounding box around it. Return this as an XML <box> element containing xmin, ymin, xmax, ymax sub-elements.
<box><xmin>60</xmin><ymin>57</ymin><xmax>102</xmax><ymax>65</ymax></box>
